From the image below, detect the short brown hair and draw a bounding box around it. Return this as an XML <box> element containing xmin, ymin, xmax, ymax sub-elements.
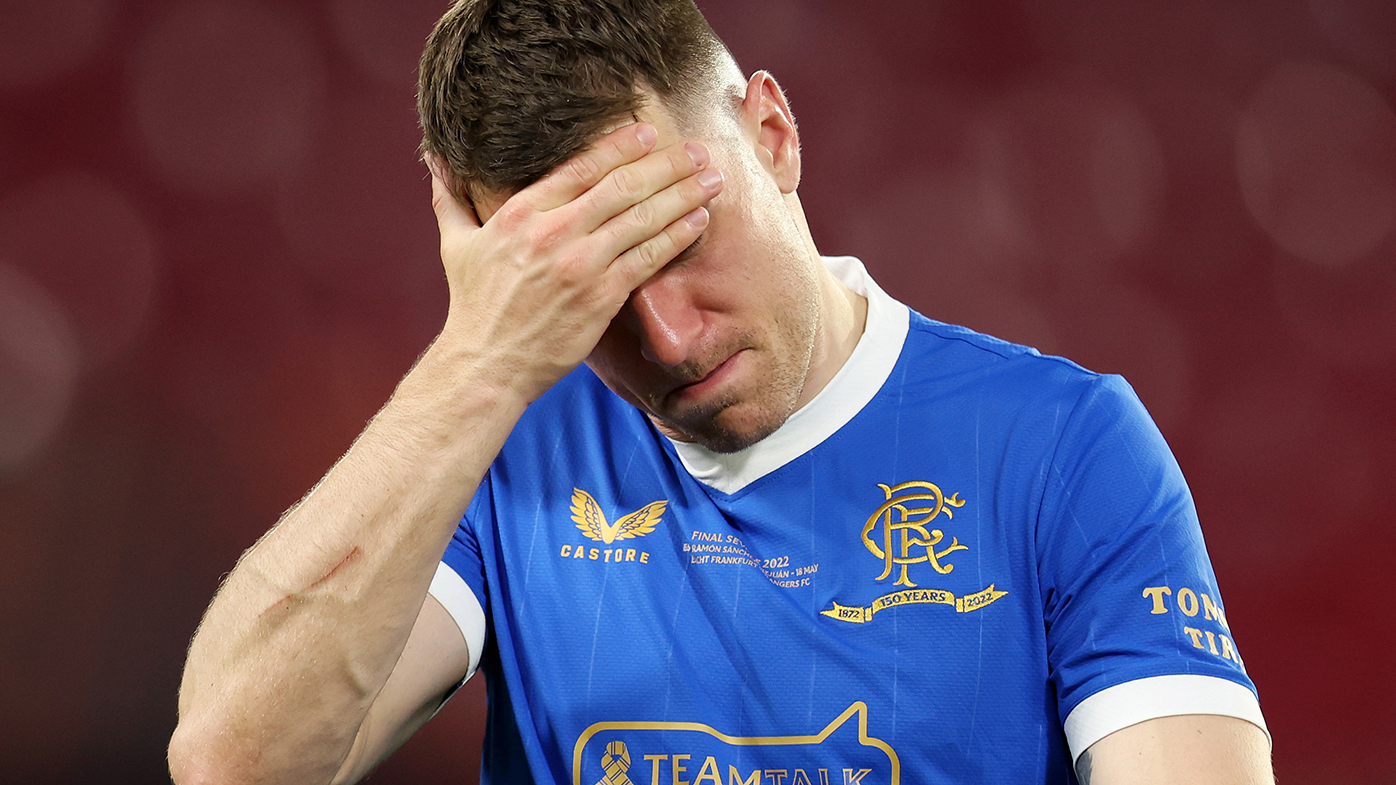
<box><xmin>418</xmin><ymin>0</ymin><xmax>730</xmax><ymax>199</ymax></box>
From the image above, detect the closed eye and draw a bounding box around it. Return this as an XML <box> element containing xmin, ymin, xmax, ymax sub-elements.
<box><xmin>671</xmin><ymin>233</ymin><xmax>705</xmax><ymax>266</ymax></box>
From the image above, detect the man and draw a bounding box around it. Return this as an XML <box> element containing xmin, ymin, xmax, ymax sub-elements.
<box><xmin>169</xmin><ymin>1</ymin><xmax>1272</xmax><ymax>783</ymax></box>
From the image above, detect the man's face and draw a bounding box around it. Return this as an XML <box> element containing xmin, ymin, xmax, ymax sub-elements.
<box><xmin>584</xmin><ymin>91</ymin><xmax>821</xmax><ymax>453</ymax></box>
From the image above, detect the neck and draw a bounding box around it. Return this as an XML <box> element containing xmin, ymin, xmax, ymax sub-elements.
<box><xmin>786</xmin><ymin>193</ymin><xmax>868</xmax><ymax>412</ymax></box>
<box><xmin>795</xmin><ymin>262</ymin><xmax>868</xmax><ymax>412</ymax></box>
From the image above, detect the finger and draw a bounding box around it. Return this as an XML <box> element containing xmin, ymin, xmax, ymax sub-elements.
<box><xmin>528</xmin><ymin>122</ymin><xmax>659</xmax><ymax>212</ymax></box>
<box><xmin>605</xmin><ymin>206</ymin><xmax>709</xmax><ymax>293</ymax></box>
<box><xmin>592</xmin><ymin>164</ymin><xmax>723</xmax><ymax>260</ymax></box>
<box><xmin>569</xmin><ymin>140</ymin><xmax>712</xmax><ymax>236</ymax></box>
<box><xmin>429</xmin><ymin>163</ymin><xmax>481</xmax><ymax>236</ymax></box>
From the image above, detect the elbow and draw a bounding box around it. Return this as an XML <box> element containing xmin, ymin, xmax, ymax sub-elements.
<box><xmin>169</xmin><ymin>716</ymin><xmax>347</xmax><ymax>785</ymax></box>
<box><xmin>168</xmin><ymin>759</ymin><xmax>221</xmax><ymax>785</ymax></box>
<box><xmin>168</xmin><ymin>722</ymin><xmax>257</xmax><ymax>785</ymax></box>
<box><xmin>168</xmin><ymin>732</ymin><xmax>216</xmax><ymax>785</ymax></box>
<box><xmin>168</xmin><ymin>723</ymin><xmax>230</xmax><ymax>785</ymax></box>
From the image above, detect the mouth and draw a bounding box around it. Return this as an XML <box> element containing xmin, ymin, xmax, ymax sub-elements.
<box><xmin>666</xmin><ymin>349</ymin><xmax>745</xmax><ymax>404</ymax></box>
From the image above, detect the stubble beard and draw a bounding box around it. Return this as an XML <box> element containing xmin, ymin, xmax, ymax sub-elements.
<box><xmin>657</xmin><ymin>295</ymin><xmax>820</xmax><ymax>454</ymax></box>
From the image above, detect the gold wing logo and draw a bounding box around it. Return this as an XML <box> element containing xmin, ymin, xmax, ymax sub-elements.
<box><xmin>571</xmin><ymin>488</ymin><xmax>667</xmax><ymax>545</ymax></box>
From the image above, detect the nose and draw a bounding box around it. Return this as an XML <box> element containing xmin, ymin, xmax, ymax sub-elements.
<box><xmin>627</xmin><ymin>275</ymin><xmax>702</xmax><ymax>368</ymax></box>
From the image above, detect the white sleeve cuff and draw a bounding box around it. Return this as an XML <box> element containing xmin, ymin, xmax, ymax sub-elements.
<box><xmin>1063</xmin><ymin>674</ymin><xmax>1270</xmax><ymax>763</ymax></box>
<box><xmin>427</xmin><ymin>562</ymin><xmax>487</xmax><ymax>679</ymax></box>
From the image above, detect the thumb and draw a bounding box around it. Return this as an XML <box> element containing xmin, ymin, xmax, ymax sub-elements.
<box><xmin>427</xmin><ymin>156</ymin><xmax>480</xmax><ymax>234</ymax></box>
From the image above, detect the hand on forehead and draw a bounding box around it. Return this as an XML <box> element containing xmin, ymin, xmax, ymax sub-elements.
<box><xmin>470</xmin><ymin>112</ymin><xmax>703</xmax><ymax>223</ymax></box>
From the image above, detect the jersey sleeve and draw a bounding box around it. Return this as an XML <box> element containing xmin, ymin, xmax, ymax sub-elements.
<box><xmin>427</xmin><ymin>473</ymin><xmax>491</xmax><ymax>680</ymax></box>
<box><xmin>1036</xmin><ymin>374</ymin><xmax>1267</xmax><ymax>762</ymax></box>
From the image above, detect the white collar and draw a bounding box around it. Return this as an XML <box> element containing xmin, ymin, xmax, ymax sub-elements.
<box><xmin>667</xmin><ymin>255</ymin><xmax>910</xmax><ymax>494</ymax></box>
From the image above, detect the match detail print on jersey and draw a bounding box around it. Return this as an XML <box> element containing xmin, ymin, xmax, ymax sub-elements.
<box><xmin>682</xmin><ymin>528</ymin><xmax>821</xmax><ymax>588</ymax></box>
<box><xmin>572</xmin><ymin>702</ymin><xmax>901</xmax><ymax>785</ymax></box>
<box><xmin>822</xmin><ymin>481</ymin><xmax>1008</xmax><ymax>624</ymax></box>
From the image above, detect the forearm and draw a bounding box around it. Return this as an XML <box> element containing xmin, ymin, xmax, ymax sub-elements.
<box><xmin>168</xmin><ymin>117</ymin><xmax>718</xmax><ymax>784</ymax></box>
<box><xmin>170</xmin><ymin>339</ymin><xmax>526</xmax><ymax>785</ymax></box>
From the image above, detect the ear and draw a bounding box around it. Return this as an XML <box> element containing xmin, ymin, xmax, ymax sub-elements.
<box><xmin>740</xmin><ymin>71</ymin><xmax>801</xmax><ymax>194</ymax></box>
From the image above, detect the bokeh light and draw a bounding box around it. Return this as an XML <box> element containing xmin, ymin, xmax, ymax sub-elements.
<box><xmin>1307</xmin><ymin>0</ymin><xmax>1396</xmax><ymax>78</ymax></box>
<box><xmin>985</xmin><ymin>75</ymin><xmax>1167</xmax><ymax>281</ymax></box>
<box><xmin>275</xmin><ymin>87</ymin><xmax>437</xmax><ymax>283</ymax></box>
<box><xmin>128</xmin><ymin>0</ymin><xmax>325</xmax><ymax>195</ymax></box>
<box><xmin>0</xmin><ymin>0</ymin><xmax>114</xmax><ymax>91</ymax></box>
<box><xmin>0</xmin><ymin>262</ymin><xmax>80</xmax><ymax>473</ymax></box>
<box><xmin>0</xmin><ymin>171</ymin><xmax>157</xmax><ymax>366</ymax></box>
<box><xmin>1091</xmin><ymin>104</ymin><xmax>1168</xmax><ymax>252</ymax></box>
<box><xmin>2</xmin><ymin>0</ymin><xmax>1393</xmax><ymax>781</ymax></box>
<box><xmin>1237</xmin><ymin>61</ymin><xmax>1396</xmax><ymax>267</ymax></box>
<box><xmin>841</xmin><ymin>173</ymin><xmax>1040</xmax><ymax>343</ymax></box>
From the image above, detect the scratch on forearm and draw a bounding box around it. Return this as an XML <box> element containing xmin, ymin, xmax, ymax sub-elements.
<box><xmin>259</xmin><ymin>546</ymin><xmax>364</xmax><ymax>617</ymax></box>
<box><xmin>308</xmin><ymin>546</ymin><xmax>363</xmax><ymax>589</ymax></box>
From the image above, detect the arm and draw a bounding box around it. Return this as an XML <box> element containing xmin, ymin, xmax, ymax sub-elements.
<box><xmin>1033</xmin><ymin>377</ymin><xmax>1271</xmax><ymax>783</ymax></box>
<box><xmin>1075</xmin><ymin>714</ymin><xmax>1273</xmax><ymax>784</ymax></box>
<box><xmin>329</xmin><ymin>596</ymin><xmax>470</xmax><ymax>785</ymax></box>
<box><xmin>168</xmin><ymin>121</ymin><xmax>724</xmax><ymax>785</ymax></box>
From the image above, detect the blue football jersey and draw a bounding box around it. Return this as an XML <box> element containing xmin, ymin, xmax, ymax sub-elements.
<box><xmin>429</xmin><ymin>257</ymin><xmax>1265</xmax><ymax>785</ymax></box>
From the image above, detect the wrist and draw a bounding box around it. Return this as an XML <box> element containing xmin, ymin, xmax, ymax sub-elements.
<box><xmin>409</xmin><ymin>336</ymin><xmax>535</xmax><ymax>421</ymax></box>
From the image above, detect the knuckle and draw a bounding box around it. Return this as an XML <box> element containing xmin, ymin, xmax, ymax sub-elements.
<box><xmin>439</xmin><ymin>233</ymin><xmax>462</xmax><ymax>256</ymax></box>
<box><xmin>493</xmin><ymin>200</ymin><xmax>529</xmax><ymax>228</ymax></box>
<box><xmin>529</xmin><ymin>219</ymin><xmax>569</xmax><ymax>253</ymax></box>
<box><xmin>632</xmin><ymin>238</ymin><xmax>662</xmax><ymax>271</ymax></box>
<box><xmin>668</xmin><ymin>217</ymin><xmax>701</xmax><ymax>250</ymax></box>
<box><xmin>687</xmin><ymin>173</ymin><xmax>718</xmax><ymax>202</ymax></box>
<box><xmin>566</xmin><ymin>154</ymin><xmax>602</xmax><ymax>185</ymax></box>
<box><xmin>627</xmin><ymin>199</ymin><xmax>656</xmax><ymax>230</ymax></box>
<box><xmin>554</xmin><ymin>248</ymin><xmax>594</xmax><ymax>283</ymax></box>
<box><xmin>611</xmin><ymin>166</ymin><xmax>643</xmax><ymax>201</ymax></box>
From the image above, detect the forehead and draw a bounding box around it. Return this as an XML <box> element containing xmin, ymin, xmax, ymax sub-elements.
<box><xmin>471</xmin><ymin>93</ymin><xmax>731</xmax><ymax>220</ymax></box>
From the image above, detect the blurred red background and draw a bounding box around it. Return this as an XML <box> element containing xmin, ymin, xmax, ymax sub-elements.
<box><xmin>1</xmin><ymin>0</ymin><xmax>1393</xmax><ymax>782</ymax></box>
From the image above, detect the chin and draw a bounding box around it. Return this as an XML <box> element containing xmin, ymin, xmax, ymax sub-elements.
<box><xmin>669</xmin><ymin>400</ymin><xmax>789</xmax><ymax>454</ymax></box>
<box><xmin>690</xmin><ymin>428</ymin><xmax>767</xmax><ymax>454</ymax></box>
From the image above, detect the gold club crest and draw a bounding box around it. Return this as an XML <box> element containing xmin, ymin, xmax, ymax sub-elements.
<box><xmin>571</xmin><ymin>488</ymin><xmax>667</xmax><ymax>545</ymax></box>
<box><xmin>822</xmin><ymin>481</ymin><xmax>1007</xmax><ymax>624</ymax></box>
<box><xmin>862</xmin><ymin>481</ymin><xmax>967</xmax><ymax>587</ymax></box>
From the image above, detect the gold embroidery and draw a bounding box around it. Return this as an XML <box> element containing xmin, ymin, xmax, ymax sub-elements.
<box><xmin>825</xmin><ymin>482</ymin><xmax>1007</xmax><ymax>624</ymax></box>
<box><xmin>821</xmin><ymin>584</ymin><xmax>1008</xmax><ymax>623</ymax></box>
<box><xmin>861</xmin><ymin>482</ymin><xmax>967</xmax><ymax>587</ymax></box>
<box><xmin>571</xmin><ymin>488</ymin><xmax>667</xmax><ymax>545</ymax></box>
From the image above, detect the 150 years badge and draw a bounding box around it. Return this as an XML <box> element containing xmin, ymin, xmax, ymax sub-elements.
<box><xmin>821</xmin><ymin>482</ymin><xmax>1006</xmax><ymax>625</ymax></box>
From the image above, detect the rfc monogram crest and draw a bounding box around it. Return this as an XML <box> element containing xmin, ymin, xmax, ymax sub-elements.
<box><xmin>821</xmin><ymin>481</ymin><xmax>1006</xmax><ymax>625</ymax></box>
<box><xmin>862</xmin><ymin>481</ymin><xmax>967</xmax><ymax>587</ymax></box>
